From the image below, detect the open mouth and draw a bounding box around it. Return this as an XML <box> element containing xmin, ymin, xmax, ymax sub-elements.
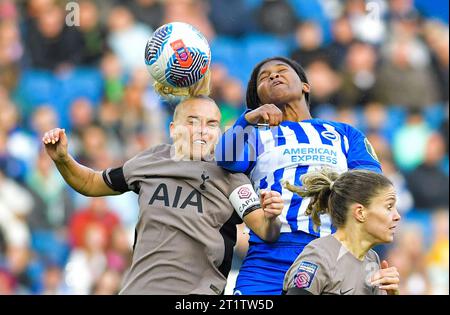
<box><xmin>272</xmin><ymin>80</ymin><xmax>284</xmax><ymax>87</ymax></box>
<box><xmin>193</xmin><ymin>140</ymin><xmax>207</xmax><ymax>145</ymax></box>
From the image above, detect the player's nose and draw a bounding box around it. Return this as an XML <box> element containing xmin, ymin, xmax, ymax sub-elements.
<box><xmin>269</xmin><ymin>73</ymin><xmax>280</xmax><ymax>80</ymax></box>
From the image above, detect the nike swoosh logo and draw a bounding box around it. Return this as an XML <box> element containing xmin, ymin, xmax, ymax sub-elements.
<box><xmin>340</xmin><ymin>288</ymin><xmax>353</xmax><ymax>295</ymax></box>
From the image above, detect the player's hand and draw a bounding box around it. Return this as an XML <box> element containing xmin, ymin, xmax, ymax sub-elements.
<box><xmin>244</xmin><ymin>104</ymin><xmax>283</xmax><ymax>126</ymax></box>
<box><xmin>189</xmin><ymin>68</ymin><xmax>211</xmax><ymax>96</ymax></box>
<box><xmin>371</xmin><ymin>260</ymin><xmax>400</xmax><ymax>295</ymax></box>
<box><xmin>42</xmin><ymin>128</ymin><xmax>69</xmax><ymax>163</ymax></box>
<box><xmin>260</xmin><ymin>190</ymin><xmax>283</xmax><ymax>220</ymax></box>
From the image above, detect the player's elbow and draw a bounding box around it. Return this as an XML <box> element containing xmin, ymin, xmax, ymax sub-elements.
<box><xmin>257</xmin><ymin>220</ymin><xmax>281</xmax><ymax>243</ymax></box>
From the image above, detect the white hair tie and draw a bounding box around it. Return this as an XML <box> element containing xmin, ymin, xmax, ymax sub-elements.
<box><xmin>329</xmin><ymin>181</ymin><xmax>335</xmax><ymax>191</ymax></box>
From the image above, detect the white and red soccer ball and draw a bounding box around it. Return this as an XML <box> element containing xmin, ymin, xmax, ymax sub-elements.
<box><xmin>145</xmin><ymin>22</ymin><xmax>211</xmax><ymax>88</ymax></box>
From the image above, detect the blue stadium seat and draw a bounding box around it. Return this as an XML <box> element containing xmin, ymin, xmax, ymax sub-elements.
<box><xmin>403</xmin><ymin>210</ymin><xmax>434</xmax><ymax>248</ymax></box>
<box><xmin>58</xmin><ymin>67</ymin><xmax>104</xmax><ymax>106</ymax></box>
<box><xmin>423</xmin><ymin>104</ymin><xmax>446</xmax><ymax>130</ymax></box>
<box><xmin>287</xmin><ymin>0</ymin><xmax>332</xmax><ymax>43</ymax></box>
<box><xmin>243</xmin><ymin>0</ymin><xmax>264</xmax><ymax>10</ymax></box>
<box><xmin>30</xmin><ymin>230</ymin><xmax>71</xmax><ymax>268</ymax></box>
<box><xmin>14</xmin><ymin>70</ymin><xmax>60</xmax><ymax>119</ymax></box>
<box><xmin>239</xmin><ymin>34</ymin><xmax>291</xmax><ymax>83</ymax></box>
<box><xmin>210</xmin><ymin>36</ymin><xmax>241</xmax><ymax>69</ymax></box>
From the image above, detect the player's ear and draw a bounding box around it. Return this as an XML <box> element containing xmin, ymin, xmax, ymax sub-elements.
<box><xmin>302</xmin><ymin>82</ymin><xmax>311</xmax><ymax>94</ymax></box>
<box><xmin>352</xmin><ymin>203</ymin><xmax>366</xmax><ymax>223</ymax></box>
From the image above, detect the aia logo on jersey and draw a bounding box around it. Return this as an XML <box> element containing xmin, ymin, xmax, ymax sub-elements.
<box><xmin>321</xmin><ymin>130</ymin><xmax>340</xmax><ymax>143</ymax></box>
<box><xmin>238</xmin><ymin>187</ymin><xmax>252</xmax><ymax>199</ymax></box>
<box><xmin>148</xmin><ymin>183</ymin><xmax>203</xmax><ymax>214</ymax></box>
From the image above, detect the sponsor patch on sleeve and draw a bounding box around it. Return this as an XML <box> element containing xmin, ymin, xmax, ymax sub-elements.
<box><xmin>294</xmin><ymin>261</ymin><xmax>319</xmax><ymax>289</ymax></box>
<box><xmin>229</xmin><ymin>184</ymin><xmax>260</xmax><ymax>219</ymax></box>
<box><xmin>364</xmin><ymin>138</ymin><xmax>379</xmax><ymax>162</ymax></box>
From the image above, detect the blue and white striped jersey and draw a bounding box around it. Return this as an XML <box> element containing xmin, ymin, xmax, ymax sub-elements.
<box><xmin>216</xmin><ymin>113</ymin><xmax>382</xmax><ymax>243</ymax></box>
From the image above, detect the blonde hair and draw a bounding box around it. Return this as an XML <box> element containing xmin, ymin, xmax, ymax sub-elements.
<box><xmin>284</xmin><ymin>168</ymin><xmax>392</xmax><ymax>231</ymax></box>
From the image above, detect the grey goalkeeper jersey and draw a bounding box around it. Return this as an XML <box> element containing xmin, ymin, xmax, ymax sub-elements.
<box><xmin>102</xmin><ymin>144</ymin><xmax>261</xmax><ymax>295</ymax></box>
<box><xmin>283</xmin><ymin>235</ymin><xmax>384</xmax><ymax>295</ymax></box>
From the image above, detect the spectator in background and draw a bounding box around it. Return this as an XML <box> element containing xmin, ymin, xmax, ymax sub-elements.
<box><xmin>69</xmin><ymin>198</ymin><xmax>120</xmax><ymax>249</ymax></box>
<box><xmin>92</xmin><ymin>269</ymin><xmax>122</xmax><ymax>295</ymax></box>
<box><xmin>426</xmin><ymin>209</ymin><xmax>449</xmax><ymax>295</ymax></box>
<box><xmin>291</xmin><ymin>21</ymin><xmax>329</xmax><ymax>69</ymax></box>
<box><xmin>374</xmin><ymin>36</ymin><xmax>440</xmax><ymax>108</ymax></box>
<box><xmin>100</xmin><ymin>51</ymin><xmax>125</xmax><ymax>104</ymax></box>
<box><xmin>387</xmin><ymin>224</ymin><xmax>430</xmax><ymax>294</ymax></box>
<box><xmin>209</xmin><ymin>63</ymin><xmax>228</xmax><ymax>102</ymax></box>
<box><xmin>40</xmin><ymin>263</ymin><xmax>67</xmax><ymax>295</ymax></box>
<box><xmin>25</xmin><ymin>149</ymin><xmax>69</xmax><ymax>230</ymax></box>
<box><xmin>344</xmin><ymin>0</ymin><xmax>386</xmax><ymax>44</ymax></box>
<box><xmin>306</xmin><ymin>60</ymin><xmax>341</xmax><ymax>110</ymax></box>
<box><xmin>387</xmin><ymin>0</ymin><xmax>420</xmax><ymax>22</ymax></box>
<box><xmin>106</xmin><ymin>226</ymin><xmax>132</xmax><ymax>274</ymax></box>
<box><xmin>0</xmin><ymin>18</ymin><xmax>22</xmax><ymax>91</ymax></box>
<box><xmin>392</xmin><ymin>107</ymin><xmax>432</xmax><ymax>172</ymax></box>
<box><xmin>218</xmin><ymin>77</ymin><xmax>245</xmax><ymax>128</ymax></box>
<box><xmin>76</xmin><ymin>125</ymin><xmax>117</xmax><ymax>169</ymax></box>
<box><xmin>163</xmin><ymin>0</ymin><xmax>215</xmax><ymax>40</ymax></box>
<box><xmin>367</xmin><ymin>132</ymin><xmax>414</xmax><ymax>215</ymax></box>
<box><xmin>0</xmin><ymin>99</ymin><xmax>35</xmax><ymax>175</ymax></box>
<box><xmin>423</xmin><ymin>21</ymin><xmax>449</xmax><ymax>104</ymax></box>
<box><xmin>406</xmin><ymin>133</ymin><xmax>449</xmax><ymax>210</ymax></box>
<box><xmin>124</xmin><ymin>0</ymin><xmax>164</xmax><ymax>31</ymax></box>
<box><xmin>25</xmin><ymin>4</ymin><xmax>84</xmax><ymax>71</ymax></box>
<box><xmin>256</xmin><ymin>0</ymin><xmax>297</xmax><ymax>36</ymax></box>
<box><xmin>0</xmin><ymin>131</ymin><xmax>27</xmax><ymax>183</ymax></box>
<box><xmin>0</xmin><ymin>168</ymin><xmax>33</xmax><ymax>250</ymax></box>
<box><xmin>78</xmin><ymin>0</ymin><xmax>107</xmax><ymax>66</ymax></box>
<box><xmin>64</xmin><ymin>223</ymin><xmax>108</xmax><ymax>294</ymax></box>
<box><xmin>339</xmin><ymin>42</ymin><xmax>378</xmax><ymax>107</ymax></box>
<box><xmin>326</xmin><ymin>16</ymin><xmax>355</xmax><ymax>70</ymax></box>
<box><xmin>67</xmin><ymin>98</ymin><xmax>97</xmax><ymax>157</ymax></box>
<box><xmin>107</xmin><ymin>5</ymin><xmax>152</xmax><ymax>72</ymax></box>
<box><xmin>0</xmin><ymin>267</ymin><xmax>16</xmax><ymax>294</ymax></box>
<box><xmin>209</xmin><ymin>0</ymin><xmax>251</xmax><ymax>37</ymax></box>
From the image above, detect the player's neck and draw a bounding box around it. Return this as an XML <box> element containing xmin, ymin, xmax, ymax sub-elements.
<box><xmin>333</xmin><ymin>228</ymin><xmax>373</xmax><ymax>261</ymax></box>
<box><xmin>282</xmin><ymin>100</ymin><xmax>312</xmax><ymax>122</ymax></box>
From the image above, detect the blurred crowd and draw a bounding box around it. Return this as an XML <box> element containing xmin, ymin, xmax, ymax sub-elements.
<box><xmin>0</xmin><ymin>0</ymin><xmax>448</xmax><ymax>295</ymax></box>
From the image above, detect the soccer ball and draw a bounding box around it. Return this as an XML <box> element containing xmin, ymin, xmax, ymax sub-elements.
<box><xmin>145</xmin><ymin>22</ymin><xmax>211</xmax><ymax>88</ymax></box>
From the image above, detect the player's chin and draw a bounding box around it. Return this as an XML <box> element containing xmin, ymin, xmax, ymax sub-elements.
<box><xmin>383</xmin><ymin>231</ymin><xmax>395</xmax><ymax>243</ymax></box>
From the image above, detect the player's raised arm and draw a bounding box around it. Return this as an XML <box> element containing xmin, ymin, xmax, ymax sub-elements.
<box><xmin>42</xmin><ymin>128</ymin><xmax>121</xmax><ymax>197</ymax></box>
<box><xmin>243</xmin><ymin>190</ymin><xmax>283</xmax><ymax>242</ymax></box>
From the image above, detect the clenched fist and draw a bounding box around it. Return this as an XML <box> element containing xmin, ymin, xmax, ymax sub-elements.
<box><xmin>244</xmin><ymin>104</ymin><xmax>283</xmax><ymax>126</ymax></box>
<box><xmin>42</xmin><ymin>128</ymin><xmax>69</xmax><ymax>163</ymax></box>
<box><xmin>260</xmin><ymin>190</ymin><xmax>283</xmax><ymax>220</ymax></box>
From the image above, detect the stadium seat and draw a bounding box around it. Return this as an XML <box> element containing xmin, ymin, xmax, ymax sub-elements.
<box><xmin>30</xmin><ymin>230</ymin><xmax>71</xmax><ymax>268</ymax></box>
<box><xmin>14</xmin><ymin>70</ymin><xmax>60</xmax><ymax>119</ymax></box>
<box><xmin>58</xmin><ymin>67</ymin><xmax>104</xmax><ymax>107</ymax></box>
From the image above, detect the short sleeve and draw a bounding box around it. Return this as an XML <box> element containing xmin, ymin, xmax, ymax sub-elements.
<box><xmin>283</xmin><ymin>244</ymin><xmax>330</xmax><ymax>295</ymax></box>
<box><xmin>346</xmin><ymin>125</ymin><xmax>382</xmax><ymax>173</ymax></box>
<box><xmin>227</xmin><ymin>173</ymin><xmax>261</xmax><ymax>219</ymax></box>
<box><xmin>102</xmin><ymin>146</ymin><xmax>164</xmax><ymax>194</ymax></box>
